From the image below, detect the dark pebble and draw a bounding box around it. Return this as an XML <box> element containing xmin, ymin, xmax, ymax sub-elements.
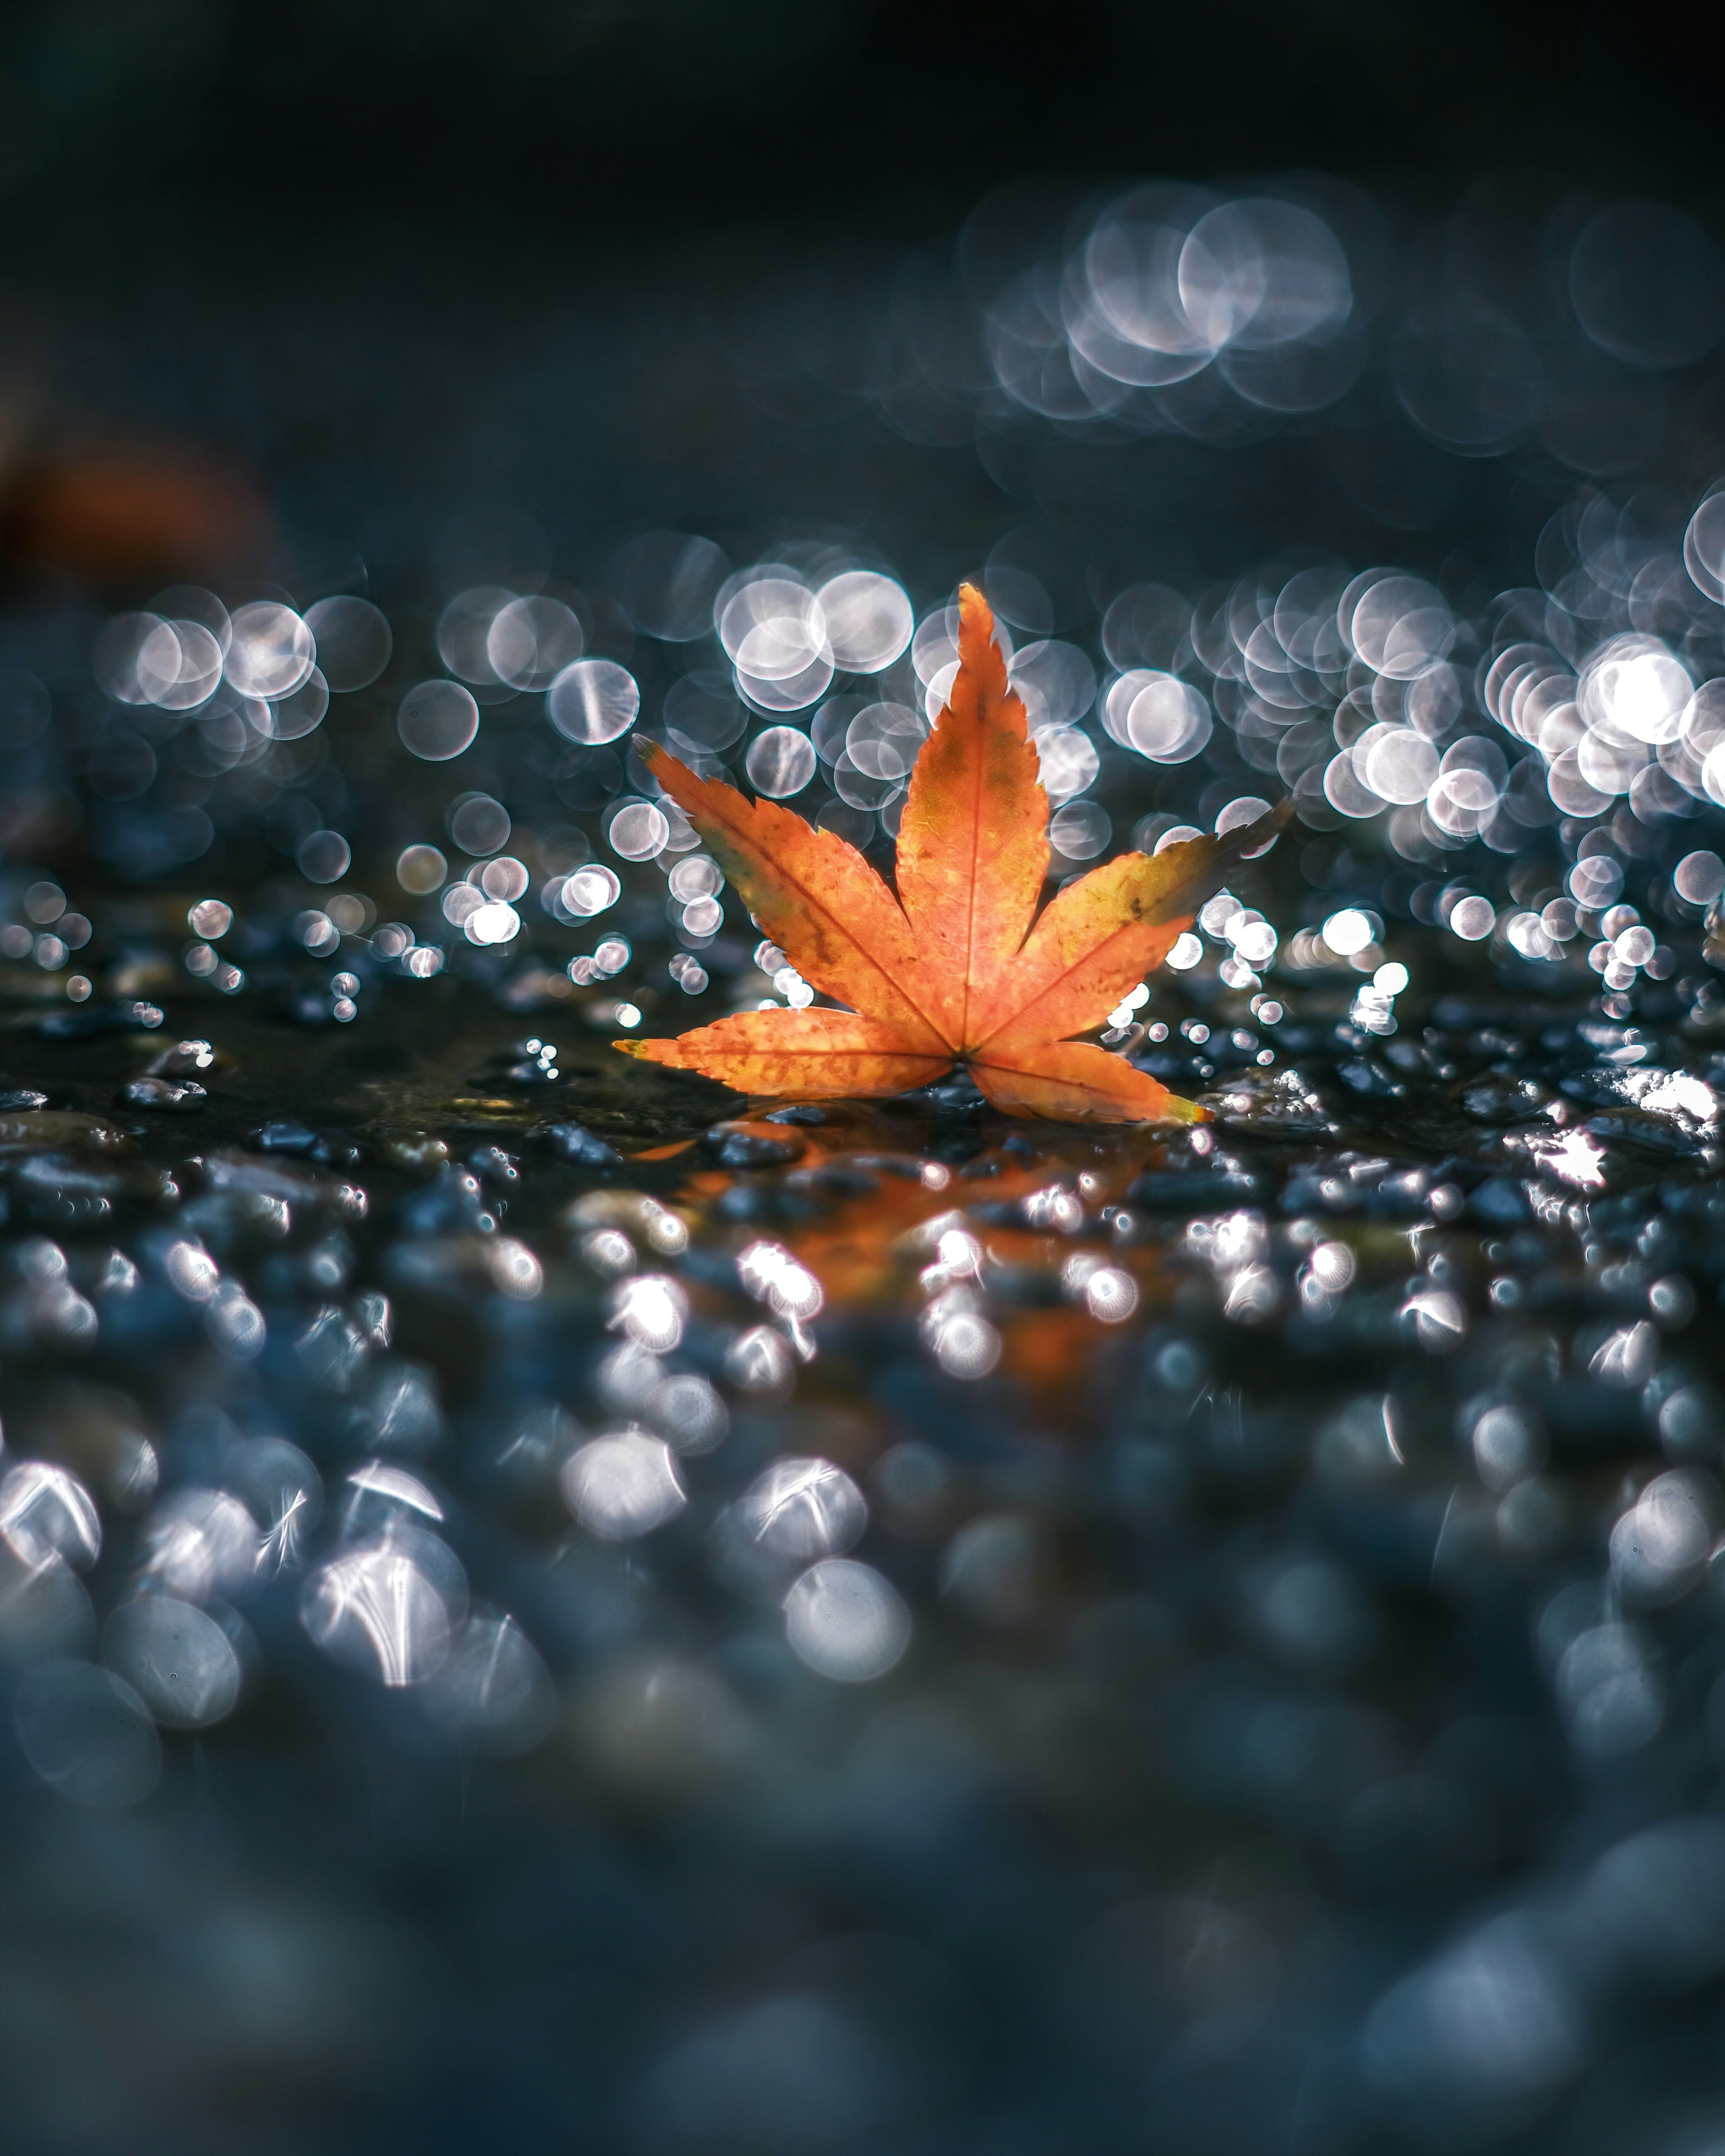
<box><xmin>502</xmin><ymin>1059</ymin><xmax>562</xmax><ymax>1086</ymax></box>
<box><xmin>699</xmin><ymin>1124</ymin><xmax>804</xmax><ymax>1169</ymax></box>
<box><xmin>254</xmin><ymin>1119</ymin><xmax>320</xmax><ymax>1152</ymax></box>
<box><xmin>1336</xmin><ymin>1058</ymin><xmax>1406</xmax><ymax>1098</ymax></box>
<box><xmin>468</xmin><ymin>1144</ymin><xmax>520</xmax><ymax>1182</ymax></box>
<box><xmin>1468</xmin><ymin>1175</ymin><xmax>1533</xmax><ymax>1225</ymax></box>
<box><xmin>806</xmin><ymin>1165</ymin><xmax>879</xmax><ymax>1196</ymax></box>
<box><xmin>118</xmin><ymin>1076</ymin><xmax>207</xmax><ymax>1113</ymax></box>
<box><xmin>534</xmin><ymin>1122</ymin><xmax>624</xmax><ymax>1167</ymax></box>
<box><xmin>1462</xmin><ymin>1074</ymin><xmax>1548</xmax><ymax>1121</ymax></box>
<box><xmin>235</xmin><ymin>1118</ymin><xmax>359</xmax><ymax>1168</ymax></box>
<box><xmin>919</xmin><ymin>1070</ymin><xmax>986</xmax><ymax>1112</ymax></box>
<box><xmin>148</xmin><ymin>1038</ymin><xmax>217</xmax><ymax>1077</ymax></box>
<box><xmin>398</xmin><ymin>1167</ymin><xmax>495</xmax><ymax>1235</ymax></box>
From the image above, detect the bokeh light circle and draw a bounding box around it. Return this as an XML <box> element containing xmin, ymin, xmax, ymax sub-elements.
<box><xmin>303</xmin><ymin>596</ymin><xmax>393</xmax><ymax>692</ymax></box>
<box><xmin>398</xmin><ymin>680</ymin><xmax>481</xmax><ymax>761</ymax></box>
<box><xmin>548</xmin><ymin>659</ymin><xmax>641</xmax><ymax>744</ymax></box>
<box><xmin>745</xmin><ymin>727</ymin><xmax>817</xmax><ymax>797</ymax></box>
<box><xmin>783</xmin><ymin>1559</ymin><xmax>911</xmax><ymax>1683</ymax></box>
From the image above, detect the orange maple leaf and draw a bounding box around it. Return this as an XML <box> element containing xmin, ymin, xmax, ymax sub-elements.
<box><xmin>616</xmin><ymin>583</ymin><xmax>1288</xmax><ymax>1122</ymax></box>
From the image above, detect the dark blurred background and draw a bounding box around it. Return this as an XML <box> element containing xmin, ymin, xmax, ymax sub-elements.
<box><xmin>3</xmin><ymin>0</ymin><xmax>1724</xmax><ymax>235</ymax></box>
<box><xmin>5</xmin><ymin>0</ymin><xmax>1725</xmax><ymax>608</ymax></box>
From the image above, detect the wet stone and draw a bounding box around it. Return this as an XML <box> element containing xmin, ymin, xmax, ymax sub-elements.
<box><xmin>534</xmin><ymin>1122</ymin><xmax>624</xmax><ymax>1167</ymax></box>
<box><xmin>836</xmin><ymin>1152</ymin><xmax>923</xmax><ymax>1182</ymax></box>
<box><xmin>919</xmin><ymin>1071</ymin><xmax>986</xmax><ymax>1113</ymax></box>
<box><xmin>1583</xmin><ymin>1107</ymin><xmax>1714</xmax><ymax>1158</ymax></box>
<box><xmin>1468</xmin><ymin>1175</ymin><xmax>1535</xmax><ymax>1225</ymax></box>
<box><xmin>700</xmin><ymin>1124</ymin><xmax>805</xmax><ymax>1169</ymax></box>
<box><xmin>118</xmin><ymin>1077</ymin><xmax>208</xmax><ymax>1114</ymax></box>
<box><xmin>375</xmin><ymin>1133</ymin><xmax>451</xmax><ymax>1172</ymax></box>
<box><xmin>467</xmin><ymin>1144</ymin><xmax>520</xmax><ymax>1183</ymax></box>
<box><xmin>1282</xmin><ymin>1155</ymin><xmax>1431</xmax><ymax>1217</ymax></box>
<box><xmin>1336</xmin><ymin>1058</ymin><xmax>1406</xmax><ymax>1099</ymax></box>
<box><xmin>1202</xmin><ymin>1067</ymin><xmax>1340</xmax><ymax>1134</ymax></box>
<box><xmin>0</xmin><ymin>1112</ymin><xmax>132</xmax><ymax>1154</ymax></box>
<box><xmin>398</xmin><ymin>1168</ymin><xmax>495</xmax><ymax>1236</ymax></box>
<box><xmin>1462</xmin><ymin>1074</ymin><xmax>1552</xmax><ymax>1122</ymax></box>
<box><xmin>252</xmin><ymin>1119</ymin><xmax>319</xmax><ymax>1153</ymax></box>
<box><xmin>715</xmin><ymin>1183</ymin><xmax>776</xmax><ymax>1222</ymax></box>
<box><xmin>1385</xmin><ymin>1039</ymin><xmax>1459</xmax><ymax>1080</ymax></box>
<box><xmin>147</xmin><ymin>1039</ymin><xmax>218</xmax><ymax>1077</ymax></box>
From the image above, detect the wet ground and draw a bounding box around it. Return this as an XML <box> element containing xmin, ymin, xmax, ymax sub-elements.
<box><xmin>5</xmin><ymin>916</ymin><xmax>1725</xmax><ymax>2155</ymax></box>
<box><xmin>9</xmin><ymin>167</ymin><xmax>1725</xmax><ymax>2154</ymax></box>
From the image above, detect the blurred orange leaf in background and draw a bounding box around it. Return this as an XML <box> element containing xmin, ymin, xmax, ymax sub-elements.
<box><xmin>621</xmin><ymin>583</ymin><xmax>1287</xmax><ymax>1121</ymax></box>
<box><xmin>1</xmin><ymin>441</ymin><xmax>272</xmax><ymax>585</ymax></box>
